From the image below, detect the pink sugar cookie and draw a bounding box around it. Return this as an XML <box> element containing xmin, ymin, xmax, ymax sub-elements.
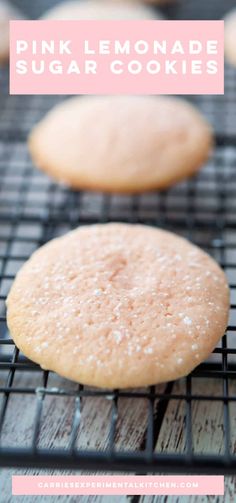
<box><xmin>29</xmin><ymin>96</ymin><xmax>213</xmax><ymax>194</ymax></box>
<box><xmin>225</xmin><ymin>9</ymin><xmax>236</xmax><ymax>67</ymax></box>
<box><xmin>42</xmin><ymin>0</ymin><xmax>157</xmax><ymax>20</ymax></box>
<box><xmin>7</xmin><ymin>223</ymin><xmax>229</xmax><ymax>388</ymax></box>
<box><xmin>0</xmin><ymin>0</ymin><xmax>23</xmax><ymax>64</ymax></box>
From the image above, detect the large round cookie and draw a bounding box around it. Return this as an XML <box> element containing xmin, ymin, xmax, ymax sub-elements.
<box><xmin>224</xmin><ymin>9</ymin><xmax>236</xmax><ymax>67</ymax></box>
<box><xmin>29</xmin><ymin>96</ymin><xmax>213</xmax><ymax>193</ymax></box>
<box><xmin>0</xmin><ymin>0</ymin><xmax>23</xmax><ymax>64</ymax></box>
<box><xmin>42</xmin><ymin>0</ymin><xmax>157</xmax><ymax>20</ymax></box>
<box><xmin>7</xmin><ymin>223</ymin><xmax>229</xmax><ymax>389</ymax></box>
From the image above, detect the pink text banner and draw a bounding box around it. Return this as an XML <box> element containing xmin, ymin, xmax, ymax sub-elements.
<box><xmin>12</xmin><ymin>475</ymin><xmax>224</xmax><ymax>496</ymax></box>
<box><xmin>10</xmin><ymin>20</ymin><xmax>224</xmax><ymax>95</ymax></box>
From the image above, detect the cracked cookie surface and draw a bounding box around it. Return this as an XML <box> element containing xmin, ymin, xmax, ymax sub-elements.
<box><xmin>7</xmin><ymin>223</ymin><xmax>229</xmax><ymax>388</ymax></box>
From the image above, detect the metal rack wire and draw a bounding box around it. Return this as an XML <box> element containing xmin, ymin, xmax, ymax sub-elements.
<box><xmin>0</xmin><ymin>0</ymin><xmax>236</xmax><ymax>474</ymax></box>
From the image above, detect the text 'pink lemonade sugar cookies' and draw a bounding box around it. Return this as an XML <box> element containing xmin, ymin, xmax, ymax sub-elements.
<box><xmin>7</xmin><ymin>223</ymin><xmax>229</xmax><ymax>389</ymax></box>
<box><xmin>42</xmin><ymin>0</ymin><xmax>157</xmax><ymax>20</ymax></box>
<box><xmin>29</xmin><ymin>96</ymin><xmax>213</xmax><ymax>194</ymax></box>
<box><xmin>0</xmin><ymin>0</ymin><xmax>23</xmax><ymax>64</ymax></box>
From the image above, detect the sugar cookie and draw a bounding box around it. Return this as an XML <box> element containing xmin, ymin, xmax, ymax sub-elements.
<box><xmin>0</xmin><ymin>0</ymin><xmax>23</xmax><ymax>63</ymax></box>
<box><xmin>29</xmin><ymin>96</ymin><xmax>213</xmax><ymax>193</ymax></box>
<box><xmin>7</xmin><ymin>223</ymin><xmax>229</xmax><ymax>389</ymax></box>
<box><xmin>109</xmin><ymin>0</ymin><xmax>176</xmax><ymax>4</ymax></box>
<box><xmin>42</xmin><ymin>0</ymin><xmax>157</xmax><ymax>20</ymax></box>
<box><xmin>225</xmin><ymin>9</ymin><xmax>236</xmax><ymax>67</ymax></box>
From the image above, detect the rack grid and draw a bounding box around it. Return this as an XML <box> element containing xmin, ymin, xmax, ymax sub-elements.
<box><xmin>0</xmin><ymin>0</ymin><xmax>236</xmax><ymax>474</ymax></box>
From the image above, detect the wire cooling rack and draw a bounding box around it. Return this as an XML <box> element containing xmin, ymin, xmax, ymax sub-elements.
<box><xmin>0</xmin><ymin>0</ymin><xmax>236</xmax><ymax>474</ymax></box>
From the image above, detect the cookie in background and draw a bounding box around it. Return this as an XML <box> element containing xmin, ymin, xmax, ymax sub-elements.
<box><xmin>29</xmin><ymin>95</ymin><xmax>213</xmax><ymax>194</ymax></box>
<box><xmin>107</xmin><ymin>0</ymin><xmax>177</xmax><ymax>4</ymax></box>
<box><xmin>224</xmin><ymin>8</ymin><xmax>236</xmax><ymax>67</ymax></box>
<box><xmin>42</xmin><ymin>0</ymin><xmax>160</xmax><ymax>20</ymax></box>
<box><xmin>0</xmin><ymin>0</ymin><xmax>24</xmax><ymax>64</ymax></box>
